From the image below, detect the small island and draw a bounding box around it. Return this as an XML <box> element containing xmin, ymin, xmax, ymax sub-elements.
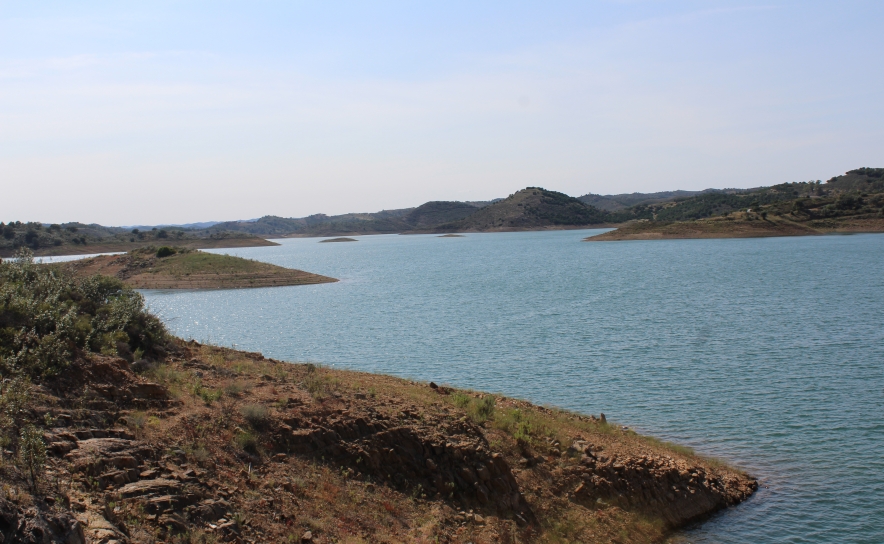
<box><xmin>57</xmin><ymin>246</ymin><xmax>338</xmax><ymax>289</ymax></box>
<box><xmin>438</xmin><ymin>233</ymin><xmax>465</xmax><ymax>238</ymax></box>
<box><xmin>319</xmin><ymin>237</ymin><xmax>358</xmax><ymax>243</ymax></box>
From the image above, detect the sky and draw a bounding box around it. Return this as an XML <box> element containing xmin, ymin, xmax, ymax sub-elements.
<box><xmin>2</xmin><ymin>1</ymin><xmax>883</xmax><ymax>226</ymax></box>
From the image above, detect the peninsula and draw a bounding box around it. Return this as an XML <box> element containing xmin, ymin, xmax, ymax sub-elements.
<box><xmin>0</xmin><ymin>253</ymin><xmax>757</xmax><ymax>543</ymax></box>
<box><xmin>585</xmin><ymin>168</ymin><xmax>884</xmax><ymax>241</ymax></box>
<box><xmin>57</xmin><ymin>247</ymin><xmax>337</xmax><ymax>289</ymax></box>
<box><xmin>0</xmin><ymin>221</ymin><xmax>277</xmax><ymax>258</ymax></box>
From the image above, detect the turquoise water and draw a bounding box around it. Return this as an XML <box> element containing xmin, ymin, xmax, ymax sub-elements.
<box><xmin>142</xmin><ymin>230</ymin><xmax>884</xmax><ymax>543</ymax></box>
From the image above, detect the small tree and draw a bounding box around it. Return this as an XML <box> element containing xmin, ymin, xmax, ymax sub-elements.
<box><xmin>18</xmin><ymin>425</ymin><xmax>47</xmax><ymax>490</ymax></box>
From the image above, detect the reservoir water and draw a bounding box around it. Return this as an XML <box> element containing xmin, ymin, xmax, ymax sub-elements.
<box><xmin>142</xmin><ymin>230</ymin><xmax>884</xmax><ymax>543</ymax></box>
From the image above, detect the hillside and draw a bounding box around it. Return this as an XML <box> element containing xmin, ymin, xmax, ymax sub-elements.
<box><xmin>586</xmin><ymin>168</ymin><xmax>884</xmax><ymax>241</ymax></box>
<box><xmin>578</xmin><ymin>190</ymin><xmax>711</xmax><ymax>212</ymax></box>
<box><xmin>57</xmin><ymin>247</ymin><xmax>338</xmax><ymax>289</ymax></box>
<box><xmin>402</xmin><ymin>201</ymin><xmax>480</xmax><ymax>229</ymax></box>
<box><xmin>0</xmin><ymin>221</ymin><xmax>277</xmax><ymax>258</ymax></box>
<box><xmin>434</xmin><ymin>188</ymin><xmax>609</xmax><ymax>231</ymax></box>
<box><xmin>0</xmin><ymin>256</ymin><xmax>757</xmax><ymax>543</ymax></box>
<box><xmin>210</xmin><ymin>201</ymin><xmax>486</xmax><ymax>237</ymax></box>
<box><xmin>208</xmin><ymin>209</ymin><xmax>416</xmax><ymax>237</ymax></box>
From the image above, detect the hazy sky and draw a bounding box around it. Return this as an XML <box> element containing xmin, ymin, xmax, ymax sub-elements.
<box><xmin>2</xmin><ymin>1</ymin><xmax>883</xmax><ymax>225</ymax></box>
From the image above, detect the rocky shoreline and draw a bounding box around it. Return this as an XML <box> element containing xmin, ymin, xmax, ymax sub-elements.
<box><xmin>1</xmin><ymin>340</ymin><xmax>756</xmax><ymax>543</ymax></box>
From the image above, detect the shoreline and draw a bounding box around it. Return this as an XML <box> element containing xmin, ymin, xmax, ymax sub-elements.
<box><xmin>584</xmin><ymin>216</ymin><xmax>884</xmax><ymax>242</ymax></box>
<box><xmin>55</xmin><ymin>248</ymin><xmax>338</xmax><ymax>289</ymax></box>
<box><xmin>23</xmin><ymin>339</ymin><xmax>757</xmax><ymax>542</ymax></box>
<box><xmin>1</xmin><ymin>236</ymin><xmax>279</xmax><ymax>258</ymax></box>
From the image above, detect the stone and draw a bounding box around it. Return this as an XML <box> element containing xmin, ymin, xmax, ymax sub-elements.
<box><xmin>301</xmin><ymin>530</ymin><xmax>313</xmax><ymax>541</ymax></box>
<box><xmin>117</xmin><ymin>478</ymin><xmax>182</xmax><ymax>499</ymax></box>
<box><xmin>475</xmin><ymin>483</ymin><xmax>490</xmax><ymax>504</ymax></box>
<box><xmin>129</xmin><ymin>382</ymin><xmax>168</xmax><ymax>399</ymax></box>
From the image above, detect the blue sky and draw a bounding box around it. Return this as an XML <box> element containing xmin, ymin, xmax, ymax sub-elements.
<box><xmin>2</xmin><ymin>1</ymin><xmax>883</xmax><ymax>225</ymax></box>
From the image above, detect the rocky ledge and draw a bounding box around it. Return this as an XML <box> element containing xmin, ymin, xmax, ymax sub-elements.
<box><xmin>0</xmin><ymin>342</ymin><xmax>756</xmax><ymax>543</ymax></box>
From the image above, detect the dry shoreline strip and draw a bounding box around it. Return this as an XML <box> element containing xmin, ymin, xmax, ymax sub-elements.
<box><xmin>584</xmin><ymin>216</ymin><xmax>884</xmax><ymax>241</ymax></box>
<box><xmin>56</xmin><ymin>247</ymin><xmax>337</xmax><ymax>289</ymax></box>
<box><xmin>19</xmin><ymin>340</ymin><xmax>757</xmax><ymax>543</ymax></box>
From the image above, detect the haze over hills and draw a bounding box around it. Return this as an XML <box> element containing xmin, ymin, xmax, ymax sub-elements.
<box><xmin>3</xmin><ymin>168</ymin><xmax>882</xmax><ymax>255</ymax></box>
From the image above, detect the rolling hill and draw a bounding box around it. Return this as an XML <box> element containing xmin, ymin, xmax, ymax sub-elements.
<box><xmin>433</xmin><ymin>188</ymin><xmax>609</xmax><ymax>231</ymax></box>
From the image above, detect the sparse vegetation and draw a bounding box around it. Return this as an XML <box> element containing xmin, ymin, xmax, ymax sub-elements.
<box><xmin>240</xmin><ymin>403</ymin><xmax>269</xmax><ymax>429</ymax></box>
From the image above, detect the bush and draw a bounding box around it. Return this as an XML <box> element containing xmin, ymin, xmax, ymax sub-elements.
<box><xmin>0</xmin><ymin>249</ymin><xmax>167</xmax><ymax>378</ymax></box>
<box><xmin>469</xmin><ymin>395</ymin><xmax>496</xmax><ymax>424</ymax></box>
<box><xmin>156</xmin><ymin>246</ymin><xmax>176</xmax><ymax>258</ymax></box>
<box><xmin>450</xmin><ymin>392</ymin><xmax>496</xmax><ymax>424</ymax></box>
<box><xmin>18</xmin><ymin>424</ymin><xmax>46</xmax><ymax>489</ymax></box>
<box><xmin>451</xmin><ymin>392</ymin><xmax>471</xmax><ymax>409</ymax></box>
<box><xmin>234</xmin><ymin>430</ymin><xmax>258</xmax><ymax>453</ymax></box>
<box><xmin>240</xmin><ymin>403</ymin><xmax>269</xmax><ymax>429</ymax></box>
<box><xmin>493</xmin><ymin>408</ymin><xmax>533</xmax><ymax>442</ymax></box>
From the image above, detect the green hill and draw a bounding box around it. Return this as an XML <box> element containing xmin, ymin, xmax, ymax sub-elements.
<box><xmin>578</xmin><ymin>190</ymin><xmax>712</xmax><ymax>211</ymax></box>
<box><xmin>437</xmin><ymin>188</ymin><xmax>609</xmax><ymax>231</ymax></box>
<box><xmin>402</xmin><ymin>201</ymin><xmax>480</xmax><ymax>229</ymax></box>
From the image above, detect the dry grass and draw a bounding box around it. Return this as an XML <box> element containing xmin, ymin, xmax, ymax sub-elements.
<box><xmin>96</xmin><ymin>341</ymin><xmax>754</xmax><ymax>543</ymax></box>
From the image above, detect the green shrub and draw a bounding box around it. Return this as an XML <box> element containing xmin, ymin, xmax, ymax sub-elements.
<box><xmin>0</xmin><ymin>249</ymin><xmax>167</xmax><ymax>378</ymax></box>
<box><xmin>156</xmin><ymin>246</ymin><xmax>176</xmax><ymax>258</ymax></box>
<box><xmin>18</xmin><ymin>424</ymin><xmax>46</xmax><ymax>489</ymax></box>
<box><xmin>450</xmin><ymin>392</ymin><xmax>496</xmax><ymax>424</ymax></box>
<box><xmin>234</xmin><ymin>430</ymin><xmax>258</xmax><ymax>453</ymax></box>
<box><xmin>469</xmin><ymin>395</ymin><xmax>496</xmax><ymax>424</ymax></box>
<box><xmin>223</xmin><ymin>380</ymin><xmax>250</xmax><ymax>397</ymax></box>
<box><xmin>240</xmin><ymin>404</ymin><xmax>269</xmax><ymax>429</ymax></box>
<box><xmin>451</xmin><ymin>392</ymin><xmax>471</xmax><ymax>409</ymax></box>
<box><xmin>493</xmin><ymin>408</ymin><xmax>534</xmax><ymax>441</ymax></box>
<box><xmin>0</xmin><ymin>376</ymin><xmax>30</xmax><ymax>453</ymax></box>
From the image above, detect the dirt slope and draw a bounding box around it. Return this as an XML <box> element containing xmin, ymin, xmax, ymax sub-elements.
<box><xmin>1</xmin><ymin>341</ymin><xmax>756</xmax><ymax>543</ymax></box>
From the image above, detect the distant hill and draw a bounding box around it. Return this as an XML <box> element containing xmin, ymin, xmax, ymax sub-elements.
<box><xmin>11</xmin><ymin>168</ymin><xmax>881</xmax><ymax>249</ymax></box>
<box><xmin>587</xmin><ymin>168</ymin><xmax>884</xmax><ymax>241</ymax></box>
<box><xmin>434</xmin><ymin>188</ymin><xmax>609</xmax><ymax>231</ymax></box>
<box><xmin>824</xmin><ymin>167</ymin><xmax>884</xmax><ymax>193</ymax></box>
<box><xmin>401</xmin><ymin>201</ymin><xmax>479</xmax><ymax>229</ymax></box>
<box><xmin>578</xmin><ymin>190</ymin><xmax>713</xmax><ymax>211</ymax></box>
<box><xmin>0</xmin><ymin>221</ymin><xmax>275</xmax><ymax>258</ymax></box>
<box><xmin>208</xmin><ymin>208</ymin><xmax>415</xmax><ymax>237</ymax></box>
<box><xmin>208</xmin><ymin>201</ymin><xmax>487</xmax><ymax>236</ymax></box>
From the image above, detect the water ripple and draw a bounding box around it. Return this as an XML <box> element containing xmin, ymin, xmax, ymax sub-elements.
<box><xmin>144</xmin><ymin>230</ymin><xmax>884</xmax><ymax>543</ymax></box>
